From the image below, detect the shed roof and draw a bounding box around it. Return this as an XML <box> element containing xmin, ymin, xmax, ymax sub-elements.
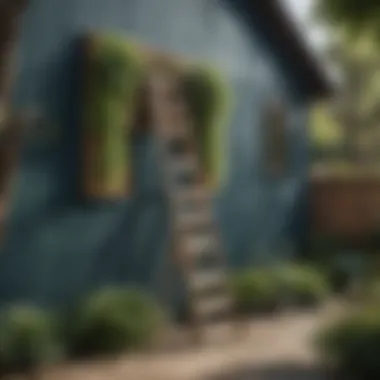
<box><xmin>232</xmin><ymin>0</ymin><xmax>333</xmax><ymax>100</ymax></box>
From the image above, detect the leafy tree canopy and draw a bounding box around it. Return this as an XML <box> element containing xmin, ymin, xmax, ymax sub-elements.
<box><xmin>317</xmin><ymin>0</ymin><xmax>380</xmax><ymax>40</ymax></box>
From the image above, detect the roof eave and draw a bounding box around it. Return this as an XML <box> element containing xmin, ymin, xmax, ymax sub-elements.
<box><xmin>229</xmin><ymin>0</ymin><xmax>334</xmax><ymax>100</ymax></box>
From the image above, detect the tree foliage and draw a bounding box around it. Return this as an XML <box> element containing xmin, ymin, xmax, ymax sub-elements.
<box><xmin>311</xmin><ymin>36</ymin><xmax>380</xmax><ymax>166</ymax></box>
<box><xmin>317</xmin><ymin>0</ymin><xmax>380</xmax><ymax>40</ymax></box>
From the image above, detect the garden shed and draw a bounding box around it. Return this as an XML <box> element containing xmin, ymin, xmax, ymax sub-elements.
<box><xmin>0</xmin><ymin>0</ymin><xmax>331</xmax><ymax>314</ymax></box>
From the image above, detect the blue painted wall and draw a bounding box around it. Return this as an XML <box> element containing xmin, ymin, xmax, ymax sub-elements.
<box><xmin>0</xmin><ymin>0</ymin><xmax>310</xmax><ymax>313</ymax></box>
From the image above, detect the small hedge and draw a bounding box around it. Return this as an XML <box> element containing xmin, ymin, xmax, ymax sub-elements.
<box><xmin>230</xmin><ymin>269</ymin><xmax>280</xmax><ymax>315</ymax></box>
<box><xmin>66</xmin><ymin>287</ymin><xmax>165</xmax><ymax>358</ymax></box>
<box><xmin>0</xmin><ymin>288</ymin><xmax>165</xmax><ymax>371</ymax></box>
<box><xmin>230</xmin><ymin>264</ymin><xmax>329</xmax><ymax>316</ymax></box>
<box><xmin>275</xmin><ymin>264</ymin><xmax>329</xmax><ymax>307</ymax></box>
<box><xmin>305</xmin><ymin>235</ymin><xmax>374</xmax><ymax>294</ymax></box>
<box><xmin>316</xmin><ymin>307</ymin><xmax>380</xmax><ymax>378</ymax></box>
<box><xmin>0</xmin><ymin>305</ymin><xmax>61</xmax><ymax>374</ymax></box>
<box><xmin>347</xmin><ymin>276</ymin><xmax>380</xmax><ymax>305</ymax></box>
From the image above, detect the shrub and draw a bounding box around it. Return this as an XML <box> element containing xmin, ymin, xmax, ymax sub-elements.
<box><xmin>66</xmin><ymin>287</ymin><xmax>165</xmax><ymax>358</ymax></box>
<box><xmin>348</xmin><ymin>276</ymin><xmax>380</xmax><ymax>304</ymax></box>
<box><xmin>275</xmin><ymin>264</ymin><xmax>329</xmax><ymax>308</ymax></box>
<box><xmin>326</xmin><ymin>253</ymin><xmax>372</xmax><ymax>294</ymax></box>
<box><xmin>325</xmin><ymin>264</ymin><xmax>352</xmax><ymax>294</ymax></box>
<box><xmin>230</xmin><ymin>264</ymin><xmax>329</xmax><ymax>316</ymax></box>
<box><xmin>230</xmin><ymin>269</ymin><xmax>280</xmax><ymax>315</ymax></box>
<box><xmin>0</xmin><ymin>305</ymin><xmax>61</xmax><ymax>374</ymax></box>
<box><xmin>366</xmin><ymin>279</ymin><xmax>380</xmax><ymax>301</ymax></box>
<box><xmin>316</xmin><ymin>307</ymin><xmax>380</xmax><ymax>378</ymax></box>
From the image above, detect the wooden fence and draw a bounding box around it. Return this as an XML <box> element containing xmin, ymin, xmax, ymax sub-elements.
<box><xmin>310</xmin><ymin>172</ymin><xmax>380</xmax><ymax>243</ymax></box>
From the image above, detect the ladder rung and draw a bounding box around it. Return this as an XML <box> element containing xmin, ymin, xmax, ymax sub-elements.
<box><xmin>194</xmin><ymin>296</ymin><xmax>231</xmax><ymax>319</ymax></box>
<box><xmin>174</xmin><ymin>187</ymin><xmax>211</xmax><ymax>203</ymax></box>
<box><xmin>183</xmin><ymin>234</ymin><xmax>215</xmax><ymax>254</ymax></box>
<box><xmin>188</xmin><ymin>270</ymin><xmax>226</xmax><ymax>293</ymax></box>
<box><xmin>168</xmin><ymin>157</ymin><xmax>197</xmax><ymax>174</ymax></box>
<box><xmin>177</xmin><ymin>210</ymin><xmax>212</xmax><ymax>228</ymax></box>
<box><xmin>159</xmin><ymin>128</ymin><xmax>189</xmax><ymax>145</ymax></box>
<box><xmin>172</xmin><ymin>171</ymin><xmax>198</xmax><ymax>186</ymax></box>
<box><xmin>166</xmin><ymin>138</ymin><xmax>191</xmax><ymax>155</ymax></box>
<box><xmin>196</xmin><ymin>250</ymin><xmax>221</xmax><ymax>269</ymax></box>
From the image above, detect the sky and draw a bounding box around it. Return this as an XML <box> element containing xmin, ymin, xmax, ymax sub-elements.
<box><xmin>281</xmin><ymin>0</ymin><xmax>343</xmax><ymax>83</ymax></box>
<box><xmin>281</xmin><ymin>0</ymin><xmax>328</xmax><ymax>50</ymax></box>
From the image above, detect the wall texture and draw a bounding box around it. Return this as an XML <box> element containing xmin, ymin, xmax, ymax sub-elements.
<box><xmin>0</xmin><ymin>0</ymin><xmax>310</xmax><ymax>314</ymax></box>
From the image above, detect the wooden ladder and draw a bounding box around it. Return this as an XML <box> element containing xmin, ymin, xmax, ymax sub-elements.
<box><xmin>147</xmin><ymin>67</ymin><xmax>232</xmax><ymax>342</ymax></box>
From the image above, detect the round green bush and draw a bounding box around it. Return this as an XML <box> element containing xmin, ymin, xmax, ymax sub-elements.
<box><xmin>348</xmin><ymin>277</ymin><xmax>380</xmax><ymax>305</ymax></box>
<box><xmin>325</xmin><ymin>264</ymin><xmax>352</xmax><ymax>294</ymax></box>
<box><xmin>316</xmin><ymin>307</ymin><xmax>380</xmax><ymax>378</ymax></box>
<box><xmin>0</xmin><ymin>305</ymin><xmax>61</xmax><ymax>374</ymax></box>
<box><xmin>366</xmin><ymin>279</ymin><xmax>380</xmax><ymax>301</ymax></box>
<box><xmin>230</xmin><ymin>269</ymin><xmax>280</xmax><ymax>315</ymax></box>
<box><xmin>275</xmin><ymin>264</ymin><xmax>329</xmax><ymax>307</ymax></box>
<box><xmin>326</xmin><ymin>254</ymin><xmax>371</xmax><ymax>294</ymax></box>
<box><xmin>66</xmin><ymin>287</ymin><xmax>165</xmax><ymax>358</ymax></box>
<box><xmin>230</xmin><ymin>265</ymin><xmax>329</xmax><ymax>315</ymax></box>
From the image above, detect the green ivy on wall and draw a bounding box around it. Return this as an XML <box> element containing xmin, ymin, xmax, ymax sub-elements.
<box><xmin>83</xmin><ymin>34</ymin><xmax>143</xmax><ymax>199</ymax></box>
<box><xmin>182</xmin><ymin>65</ymin><xmax>233</xmax><ymax>188</ymax></box>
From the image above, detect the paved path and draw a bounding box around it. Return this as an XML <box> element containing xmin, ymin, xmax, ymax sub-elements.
<box><xmin>32</xmin><ymin>306</ymin><xmax>337</xmax><ymax>380</ymax></box>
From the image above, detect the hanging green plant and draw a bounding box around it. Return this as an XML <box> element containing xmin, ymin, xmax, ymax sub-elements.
<box><xmin>83</xmin><ymin>34</ymin><xmax>144</xmax><ymax>199</ymax></box>
<box><xmin>182</xmin><ymin>64</ymin><xmax>233</xmax><ymax>188</ymax></box>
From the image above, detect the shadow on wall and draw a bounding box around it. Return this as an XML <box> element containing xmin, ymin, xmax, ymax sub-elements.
<box><xmin>285</xmin><ymin>181</ymin><xmax>310</xmax><ymax>256</ymax></box>
<box><xmin>208</xmin><ymin>362</ymin><xmax>327</xmax><ymax>380</ymax></box>
<box><xmin>53</xmin><ymin>37</ymin><xmax>84</xmax><ymax>204</ymax></box>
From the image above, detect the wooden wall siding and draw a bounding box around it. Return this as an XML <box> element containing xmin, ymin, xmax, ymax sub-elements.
<box><xmin>263</xmin><ymin>100</ymin><xmax>287</xmax><ymax>176</ymax></box>
<box><xmin>82</xmin><ymin>37</ymin><xmax>108</xmax><ymax>200</ymax></box>
<box><xmin>0</xmin><ymin>1</ymin><xmax>27</xmax><ymax>119</ymax></box>
<box><xmin>0</xmin><ymin>0</ymin><xmax>28</xmax><ymax>240</ymax></box>
<box><xmin>311</xmin><ymin>176</ymin><xmax>380</xmax><ymax>239</ymax></box>
<box><xmin>0</xmin><ymin>117</ymin><xmax>24</xmax><ymax>238</ymax></box>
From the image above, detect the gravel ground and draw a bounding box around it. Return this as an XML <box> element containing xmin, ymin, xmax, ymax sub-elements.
<box><xmin>9</xmin><ymin>303</ymin><xmax>344</xmax><ymax>380</ymax></box>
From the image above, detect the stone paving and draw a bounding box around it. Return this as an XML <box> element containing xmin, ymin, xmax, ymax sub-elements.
<box><xmin>11</xmin><ymin>305</ymin><xmax>342</xmax><ymax>380</ymax></box>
